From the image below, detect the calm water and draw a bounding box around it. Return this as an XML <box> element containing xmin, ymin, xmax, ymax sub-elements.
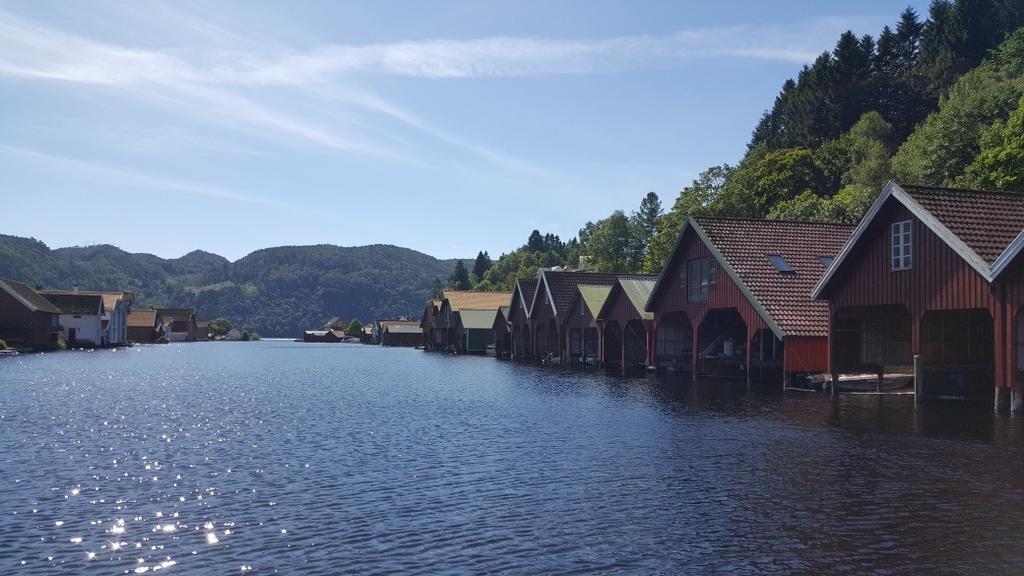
<box><xmin>2</xmin><ymin>342</ymin><xmax>1024</xmax><ymax>575</ymax></box>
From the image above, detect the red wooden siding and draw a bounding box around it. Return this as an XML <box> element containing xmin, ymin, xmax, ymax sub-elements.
<box><xmin>530</xmin><ymin>282</ymin><xmax>559</xmax><ymax>356</ymax></box>
<box><xmin>784</xmin><ymin>337</ymin><xmax>829</xmax><ymax>373</ymax></box>
<box><xmin>651</xmin><ymin>228</ymin><xmax>770</xmax><ymax>340</ymax></box>
<box><xmin>821</xmin><ymin>198</ymin><xmax>1010</xmax><ymax>387</ymax></box>
<box><xmin>600</xmin><ymin>285</ymin><xmax>655</xmax><ymax>366</ymax></box>
<box><xmin>826</xmin><ymin>203</ymin><xmax>995</xmax><ymax>312</ymax></box>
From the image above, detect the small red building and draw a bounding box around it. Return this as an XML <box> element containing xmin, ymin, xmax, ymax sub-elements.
<box><xmin>508</xmin><ymin>279</ymin><xmax>536</xmax><ymax>361</ymax></box>
<box><xmin>492</xmin><ymin>306</ymin><xmax>512</xmax><ymax>358</ymax></box>
<box><xmin>564</xmin><ymin>284</ymin><xmax>613</xmax><ymax>366</ymax></box>
<box><xmin>419</xmin><ymin>300</ymin><xmax>442</xmax><ymax>351</ymax></box>
<box><xmin>0</xmin><ymin>278</ymin><xmax>62</xmax><ymax>350</ymax></box>
<box><xmin>813</xmin><ymin>182</ymin><xmax>1024</xmax><ymax>410</ymax></box>
<box><xmin>646</xmin><ymin>216</ymin><xmax>855</xmax><ymax>382</ymax></box>
<box><xmin>380</xmin><ymin>320</ymin><xmax>423</xmax><ymax>347</ymax></box>
<box><xmin>596</xmin><ymin>277</ymin><xmax>657</xmax><ymax>372</ymax></box>
<box><xmin>127</xmin><ymin>309</ymin><xmax>164</xmax><ymax>343</ymax></box>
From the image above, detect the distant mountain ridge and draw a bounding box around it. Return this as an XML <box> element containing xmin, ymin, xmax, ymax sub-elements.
<box><xmin>0</xmin><ymin>234</ymin><xmax>458</xmax><ymax>337</ymax></box>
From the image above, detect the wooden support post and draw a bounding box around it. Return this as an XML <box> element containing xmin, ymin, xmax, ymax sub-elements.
<box><xmin>913</xmin><ymin>354</ymin><xmax>922</xmax><ymax>404</ymax></box>
<box><xmin>781</xmin><ymin>344</ymin><xmax>787</xmax><ymax>391</ymax></box>
<box><xmin>745</xmin><ymin>329</ymin><xmax>752</xmax><ymax>389</ymax></box>
<box><xmin>877</xmin><ymin>366</ymin><xmax>884</xmax><ymax>394</ymax></box>
<box><xmin>692</xmin><ymin>322</ymin><xmax>700</xmax><ymax>383</ymax></box>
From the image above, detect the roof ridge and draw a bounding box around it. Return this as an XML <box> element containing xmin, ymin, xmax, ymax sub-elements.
<box><xmin>694</xmin><ymin>215</ymin><xmax>858</xmax><ymax>227</ymax></box>
<box><xmin>898</xmin><ymin>182</ymin><xmax>1024</xmax><ymax>196</ymax></box>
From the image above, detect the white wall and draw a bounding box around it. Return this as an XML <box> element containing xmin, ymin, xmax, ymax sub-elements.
<box><xmin>59</xmin><ymin>314</ymin><xmax>103</xmax><ymax>346</ymax></box>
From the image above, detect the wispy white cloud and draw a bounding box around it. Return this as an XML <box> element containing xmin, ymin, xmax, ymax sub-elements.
<box><xmin>0</xmin><ymin>144</ymin><xmax>280</xmax><ymax>207</ymax></box>
<box><xmin>0</xmin><ymin>7</ymin><xmax>872</xmax><ymax>173</ymax></box>
<box><xmin>246</xmin><ymin>26</ymin><xmax>831</xmax><ymax>84</ymax></box>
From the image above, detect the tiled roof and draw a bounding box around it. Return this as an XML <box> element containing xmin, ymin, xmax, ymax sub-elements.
<box><xmin>457</xmin><ymin>308</ymin><xmax>499</xmax><ymax>330</ymax></box>
<box><xmin>0</xmin><ymin>278</ymin><xmax>62</xmax><ymax>314</ymax></box>
<box><xmin>43</xmin><ymin>293</ymin><xmax>103</xmax><ymax>316</ymax></box>
<box><xmin>515</xmin><ymin>279</ymin><xmax>537</xmax><ymax>316</ymax></box>
<box><xmin>695</xmin><ymin>217</ymin><xmax>855</xmax><ymax>337</ymax></box>
<box><xmin>900</xmin><ymin>184</ymin><xmax>1024</xmax><ymax>265</ymax></box>
<box><xmin>442</xmin><ymin>290</ymin><xmax>511</xmax><ymax>312</ymax></box>
<box><xmin>535</xmin><ymin>271</ymin><xmax>621</xmax><ymax>318</ymax></box>
<box><xmin>127</xmin><ymin>309</ymin><xmax>158</xmax><ymax>328</ymax></box>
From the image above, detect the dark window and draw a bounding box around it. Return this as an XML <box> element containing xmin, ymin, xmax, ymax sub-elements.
<box><xmin>819</xmin><ymin>256</ymin><xmax>835</xmax><ymax>267</ymax></box>
<box><xmin>767</xmin><ymin>254</ymin><xmax>794</xmax><ymax>273</ymax></box>
<box><xmin>687</xmin><ymin>258</ymin><xmax>717</xmax><ymax>302</ymax></box>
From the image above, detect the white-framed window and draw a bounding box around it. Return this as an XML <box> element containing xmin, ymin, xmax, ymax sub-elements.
<box><xmin>891</xmin><ymin>220</ymin><xmax>912</xmax><ymax>271</ymax></box>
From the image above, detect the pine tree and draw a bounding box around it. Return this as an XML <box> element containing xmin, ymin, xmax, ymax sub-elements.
<box><xmin>450</xmin><ymin>260</ymin><xmax>471</xmax><ymax>290</ymax></box>
<box><xmin>632</xmin><ymin>192</ymin><xmax>662</xmax><ymax>264</ymax></box>
<box><xmin>472</xmin><ymin>251</ymin><xmax>492</xmax><ymax>278</ymax></box>
<box><xmin>527</xmin><ymin>230</ymin><xmax>545</xmax><ymax>252</ymax></box>
<box><xmin>429</xmin><ymin>277</ymin><xmax>443</xmax><ymax>300</ymax></box>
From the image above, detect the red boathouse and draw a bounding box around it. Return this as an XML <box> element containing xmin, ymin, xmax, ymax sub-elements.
<box><xmin>813</xmin><ymin>182</ymin><xmax>1024</xmax><ymax>410</ymax></box>
<box><xmin>508</xmin><ymin>279</ymin><xmax>537</xmax><ymax>361</ymax></box>
<box><xmin>646</xmin><ymin>216</ymin><xmax>855</xmax><ymax>383</ymax></box>
<box><xmin>596</xmin><ymin>276</ymin><xmax>657</xmax><ymax>372</ymax></box>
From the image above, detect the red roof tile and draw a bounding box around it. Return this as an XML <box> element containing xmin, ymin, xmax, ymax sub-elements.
<box><xmin>695</xmin><ymin>217</ymin><xmax>855</xmax><ymax>337</ymax></box>
<box><xmin>900</xmin><ymin>184</ymin><xmax>1024</xmax><ymax>265</ymax></box>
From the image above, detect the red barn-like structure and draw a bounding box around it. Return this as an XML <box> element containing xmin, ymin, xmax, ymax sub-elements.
<box><xmin>646</xmin><ymin>216</ymin><xmax>855</xmax><ymax>383</ymax></box>
<box><xmin>813</xmin><ymin>182</ymin><xmax>1024</xmax><ymax>410</ymax></box>
<box><xmin>596</xmin><ymin>277</ymin><xmax>658</xmax><ymax>373</ymax></box>
<box><xmin>508</xmin><ymin>279</ymin><xmax>537</xmax><ymax>361</ymax></box>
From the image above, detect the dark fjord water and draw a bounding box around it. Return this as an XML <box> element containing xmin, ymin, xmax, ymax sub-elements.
<box><xmin>2</xmin><ymin>341</ymin><xmax>1024</xmax><ymax>575</ymax></box>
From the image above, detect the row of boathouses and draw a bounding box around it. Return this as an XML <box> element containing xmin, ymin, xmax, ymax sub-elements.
<box><xmin>0</xmin><ymin>279</ymin><xmax>203</xmax><ymax>348</ymax></box>
<box><xmin>421</xmin><ymin>182</ymin><xmax>1024</xmax><ymax>412</ymax></box>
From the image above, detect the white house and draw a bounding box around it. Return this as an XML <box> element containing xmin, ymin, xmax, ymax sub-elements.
<box><xmin>39</xmin><ymin>292</ymin><xmax>105</xmax><ymax>346</ymax></box>
<box><xmin>85</xmin><ymin>291</ymin><xmax>132</xmax><ymax>345</ymax></box>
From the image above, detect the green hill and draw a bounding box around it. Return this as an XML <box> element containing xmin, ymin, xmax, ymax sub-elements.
<box><xmin>0</xmin><ymin>236</ymin><xmax>456</xmax><ymax>337</ymax></box>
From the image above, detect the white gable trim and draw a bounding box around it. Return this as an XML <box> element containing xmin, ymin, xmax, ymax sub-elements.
<box><xmin>812</xmin><ymin>181</ymin><xmax>996</xmax><ymax>299</ymax></box>
<box><xmin>992</xmin><ymin>228</ymin><xmax>1024</xmax><ymax>280</ymax></box>
<box><xmin>689</xmin><ymin>219</ymin><xmax>786</xmax><ymax>339</ymax></box>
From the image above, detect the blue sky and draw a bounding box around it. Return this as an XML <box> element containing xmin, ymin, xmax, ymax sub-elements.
<box><xmin>0</xmin><ymin>1</ymin><xmax>927</xmax><ymax>261</ymax></box>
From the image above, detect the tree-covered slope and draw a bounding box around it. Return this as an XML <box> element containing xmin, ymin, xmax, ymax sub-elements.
<box><xmin>0</xmin><ymin>234</ymin><xmax>456</xmax><ymax>337</ymax></box>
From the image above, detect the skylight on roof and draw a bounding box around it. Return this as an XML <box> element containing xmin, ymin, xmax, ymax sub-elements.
<box><xmin>819</xmin><ymin>256</ymin><xmax>835</xmax><ymax>267</ymax></box>
<box><xmin>767</xmin><ymin>254</ymin><xmax>794</xmax><ymax>273</ymax></box>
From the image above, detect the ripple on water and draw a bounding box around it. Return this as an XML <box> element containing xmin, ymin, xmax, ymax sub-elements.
<box><xmin>1</xmin><ymin>343</ymin><xmax>1024</xmax><ymax>574</ymax></box>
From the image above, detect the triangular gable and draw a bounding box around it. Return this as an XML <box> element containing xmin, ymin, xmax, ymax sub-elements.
<box><xmin>527</xmin><ymin>271</ymin><xmax>557</xmax><ymax>319</ymax></box>
<box><xmin>575</xmin><ymin>284</ymin><xmax>613</xmax><ymax>318</ymax></box>
<box><xmin>645</xmin><ymin>217</ymin><xmax>786</xmax><ymax>338</ymax></box>
<box><xmin>813</xmin><ymin>181</ymin><xmax>999</xmax><ymax>298</ymax></box>
<box><xmin>596</xmin><ymin>277</ymin><xmax>656</xmax><ymax>321</ymax></box>
<box><xmin>511</xmin><ymin>278</ymin><xmax>538</xmax><ymax>319</ymax></box>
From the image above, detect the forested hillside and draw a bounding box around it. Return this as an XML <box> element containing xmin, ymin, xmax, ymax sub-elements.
<box><xmin>459</xmin><ymin>1</ymin><xmax>1024</xmax><ymax>289</ymax></box>
<box><xmin>0</xmin><ymin>236</ymin><xmax>455</xmax><ymax>337</ymax></box>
